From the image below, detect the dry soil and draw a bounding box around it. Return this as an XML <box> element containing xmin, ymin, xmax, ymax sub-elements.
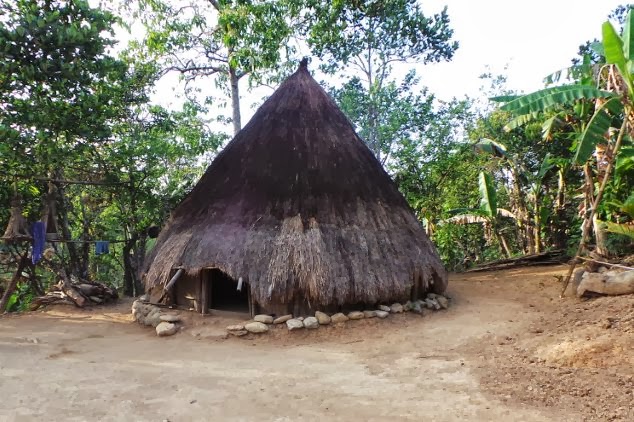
<box><xmin>1</xmin><ymin>265</ymin><xmax>633</xmax><ymax>421</ymax></box>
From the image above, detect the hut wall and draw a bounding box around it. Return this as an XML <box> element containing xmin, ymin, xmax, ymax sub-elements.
<box><xmin>174</xmin><ymin>274</ymin><xmax>201</xmax><ymax>311</ymax></box>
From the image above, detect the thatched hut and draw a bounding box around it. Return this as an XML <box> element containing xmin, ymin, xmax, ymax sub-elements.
<box><xmin>143</xmin><ymin>60</ymin><xmax>447</xmax><ymax>316</ymax></box>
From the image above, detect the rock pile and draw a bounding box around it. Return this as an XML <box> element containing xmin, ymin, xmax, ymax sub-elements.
<box><xmin>225</xmin><ymin>293</ymin><xmax>451</xmax><ymax>337</ymax></box>
<box><xmin>132</xmin><ymin>299</ymin><xmax>182</xmax><ymax>337</ymax></box>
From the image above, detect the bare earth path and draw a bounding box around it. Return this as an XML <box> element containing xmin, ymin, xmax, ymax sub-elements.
<box><xmin>1</xmin><ymin>265</ymin><xmax>633</xmax><ymax>421</ymax></box>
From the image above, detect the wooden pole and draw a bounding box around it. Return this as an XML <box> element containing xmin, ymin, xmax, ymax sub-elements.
<box><xmin>157</xmin><ymin>268</ymin><xmax>184</xmax><ymax>303</ymax></box>
<box><xmin>164</xmin><ymin>268</ymin><xmax>184</xmax><ymax>292</ymax></box>
<box><xmin>0</xmin><ymin>250</ymin><xmax>29</xmax><ymax>313</ymax></box>
<box><xmin>201</xmin><ymin>270</ymin><xmax>209</xmax><ymax>315</ymax></box>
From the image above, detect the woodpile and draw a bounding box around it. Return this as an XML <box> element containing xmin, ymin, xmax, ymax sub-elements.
<box><xmin>30</xmin><ymin>280</ymin><xmax>118</xmax><ymax>310</ymax></box>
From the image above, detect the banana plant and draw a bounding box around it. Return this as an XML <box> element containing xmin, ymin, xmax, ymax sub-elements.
<box><xmin>442</xmin><ymin>172</ymin><xmax>515</xmax><ymax>257</ymax></box>
<box><xmin>494</xmin><ymin>10</ymin><xmax>634</xmax><ymax>293</ymax></box>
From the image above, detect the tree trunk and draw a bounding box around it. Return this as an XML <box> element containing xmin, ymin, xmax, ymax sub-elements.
<box><xmin>498</xmin><ymin>234</ymin><xmax>512</xmax><ymax>258</ymax></box>
<box><xmin>0</xmin><ymin>250</ymin><xmax>29</xmax><ymax>313</ymax></box>
<box><xmin>533</xmin><ymin>195</ymin><xmax>542</xmax><ymax>254</ymax></box>
<box><xmin>510</xmin><ymin>165</ymin><xmax>532</xmax><ymax>254</ymax></box>
<box><xmin>555</xmin><ymin>167</ymin><xmax>566</xmax><ymax>210</ymax></box>
<box><xmin>593</xmin><ymin>214</ymin><xmax>609</xmax><ymax>257</ymax></box>
<box><xmin>132</xmin><ymin>233</ymin><xmax>147</xmax><ymax>295</ymax></box>
<box><xmin>580</xmin><ymin>163</ymin><xmax>595</xmax><ymax>245</ymax></box>
<box><xmin>79</xmin><ymin>195</ymin><xmax>90</xmax><ymax>280</ymax></box>
<box><xmin>55</xmin><ymin>182</ymin><xmax>81</xmax><ymax>279</ymax></box>
<box><xmin>229</xmin><ymin>66</ymin><xmax>241</xmax><ymax>135</ymax></box>
<box><xmin>122</xmin><ymin>234</ymin><xmax>139</xmax><ymax>297</ymax></box>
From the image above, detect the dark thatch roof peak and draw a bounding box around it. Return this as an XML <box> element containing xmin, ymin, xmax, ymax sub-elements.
<box><xmin>143</xmin><ymin>61</ymin><xmax>447</xmax><ymax>311</ymax></box>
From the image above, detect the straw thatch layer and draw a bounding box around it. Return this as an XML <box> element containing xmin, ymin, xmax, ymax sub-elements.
<box><xmin>143</xmin><ymin>62</ymin><xmax>447</xmax><ymax>311</ymax></box>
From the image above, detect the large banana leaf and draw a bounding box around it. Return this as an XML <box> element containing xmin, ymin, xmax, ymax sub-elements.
<box><xmin>574</xmin><ymin>97</ymin><xmax>623</xmax><ymax>164</ymax></box>
<box><xmin>490</xmin><ymin>95</ymin><xmax>520</xmax><ymax>103</ymax></box>
<box><xmin>441</xmin><ymin>208</ymin><xmax>515</xmax><ymax>225</ymax></box>
<box><xmin>541</xmin><ymin>116</ymin><xmax>563</xmax><ymax>140</ymax></box>
<box><xmin>603</xmin><ymin>221</ymin><xmax>634</xmax><ymax>239</ymax></box>
<box><xmin>499</xmin><ymin>85</ymin><xmax>615</xmax><ymax>116</ymax></box>
<box><xmin>603</xmin><ymin>13</ymin><xmax>634</xmax><ymax>95</ymax></box>
<box><xmin>504</xmin><ymin>112</ymin><xmax>540</xmax><ymax>131</ymax></box>
<box><xmin>623</xmin><ymin>9</ymin><xmax>634</xmax><ymax>61</ymax></box>
<box><xmin>443</xmin><ymin>214</ymin><xmax>489</xmax><ymax>225</ymax></box>
<box><xmin>474</xmin><ymin>138</ymin><xmax>507</xmax><ymax>157</ymax></box>
<box><xmin>497</xmin><ymin>208</ymin><xmax>517</xmax><ymax>219</ymax></box>
<box><xmin>479</xmin><ymin>172</ymin><xmax>497</xmax><ymax>218</ymax></box>
<box><xmin>616</xmin><ymin>145</ymin><xmax>634</xmax><ymax>174</ymax></box>
<box><xmin>602</xmin><ymin>21</ymin><xmax>627</xmax><ymax>75</ymax></box>
<box><xmin>536</xmin><ymin>153</ymin><xmax>554</xmax><ymax>181</ymax></box>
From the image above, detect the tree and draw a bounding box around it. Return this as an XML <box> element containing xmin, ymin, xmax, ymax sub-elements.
<box><xmin>0</xmin><ymin>0</ymin><xmax>224</xmax><ymax>308</ymax></box>
<box><xmin>130</xmin><ymin>0</ymin><xmax>300</xmax><ymax>135</ymax></box>
<box><xmin>0</xmin><ymin>0</ymin><xmax>139</xmax><ymax>280</ymax></box>
<box><xmin>307</xmin><ymin>0</ymin><xmax>458</xmax><ymax>159</ymax></box>
<box><xmin>330</xmin><ymin>71</ymin><xmax>436</xmax><ymax>163</ymax></box>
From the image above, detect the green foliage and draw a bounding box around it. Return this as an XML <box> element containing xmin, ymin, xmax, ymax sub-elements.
<box><xmin>496</xmin><ymin>86</ymin><xmax>615</xmax><ymax>117</ymax></box>
<box><xmin>309</xmin><ymin>0</ymin><xmax>457</xmax><ymax>159</ymax></box>
<box><xmin>574</xmin><ymin>98</ymin><xmax>623</xmax><ymax>164</ymax></box>
<box><xmin>330</xmin><ymin>70</ymin><xmax>435</xmax><ymax>161</ymax></box>
<box><xmin>0</xmin><ymin>0</ymin><xmax>225</xmax><ymax>305</ymax></box>
<box><xmin>478</xmin><ymin>172</ymin><xmax>497</xmax><ymax>217</ymax></box>
<box><xmin>307</xmin><ymin>0</ymin><xmax>457</xmax><ymax>71</ymax></box>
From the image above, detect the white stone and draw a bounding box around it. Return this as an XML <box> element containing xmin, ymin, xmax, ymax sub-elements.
<box><xmin>346</xmin><ymin>311</ymin><xmax>363</xmax><ymax>320</ymax></box>
<box><xmin>226</xmin><ymin>324</ymin><xmax>245</xmax><ymax>331</ymax></box>
<box><xmin>410</xmin><ymin>301</ymin><xmax>423</xmax><ymax>314</ymax></box>
<box><xmin>303</xmin><ymin>316</ymin><xmax>319</xmax><ymax>329</ymax></box>
<box><xmin>156</xmin><ymin>322</ymin><xmax>177</xmax><ymax>337</ymax></box>
<box><xmin>245</xmin><ymin>322</ymin><xmax>269</xmax><ymax>333</ymax></box>
<box><xmin>144</xmin><ymin>311</ymin><xmax>162</xmax><ymax>327</ymax></box>
<box><xmin>160</xmin><ymin>314</ymin><xmax>181</xmax><ymax>323</ymax></box>
<box><xmin>425</xmin><ymin>298</ymin><xmax>441</xmax><ymax>310</ymax></box>
<box><xmin>228</xmin><ymin>330</ymin><xmax>248</xmax><ymax>337</ymax></box>
<box><xmin>378</xmin><ymin>305</ymin><xmax>391</xmax><ymax>312</ymax></box>
<box><xmin>331</xmin><ymin>313</ymin><xmax>349</xmax><ymax>324</ymax></box>
<box><xmin>363</xmin><ymin>310</ymin><xmax>376</xmax><ymax>318</ymax></box>
<box><xmin>436</xmin><ymin>296</ymin><xmax>449</xmax><ymax>309</ymax></box>
<box><xmin>375</xmin><ymin>310</ymin><xmax>389</xmax><ymax>319</ymax></box>
<box><xmin>390</xmin><ymin>303</ymin><xmax>404</xmax><ymax>313</ymax></box>
<box><xmin>315</xmin><ymin>311</ymin><xmax>331</xmax><ymax>325</ymax></box>
<box><xmin>286</xmin><ymin>319</ymin><xmax>304</xmax><ymax>331</ymax></box>
<box><xmin>254</xmin><ymin>314</ymin><xmax>274</xmax><ymax>324</ymax></box>
<box><xmin>273</xmin><ymin>314</ymin><xmax>293</xmax><ymax>324</ymax></box>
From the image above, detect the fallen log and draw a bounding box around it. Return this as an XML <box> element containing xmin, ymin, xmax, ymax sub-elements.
<box><xmin>465</xmin><ymin>250</ymin><xmax>568</xmax><ymax>273</ymax></box>
<box><xmin>577</xmin><ymin>270</ymin><xmax>634</xmax><ymax>297</ymax></box>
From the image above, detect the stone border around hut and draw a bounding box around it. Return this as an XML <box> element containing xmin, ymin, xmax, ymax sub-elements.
<box><xmin>226</xmin><ymin>293</ymin><xmax>451</xmax><ymax>337</ymax></box>
<box><xmin>132</xmin><ymin>298</ymin><xmax>182</xmax><ymax>337</ymax></box>
<box><xmin>130</xmin><ymin>293</ymin><xmax>451</xmax><ymax>338</ymax></box>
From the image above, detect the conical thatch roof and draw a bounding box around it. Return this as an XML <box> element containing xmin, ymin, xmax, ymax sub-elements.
<box><xmin>144</xmin><ymin>61</ymin><xmax>447</xmax><ymax>311</ymax></box>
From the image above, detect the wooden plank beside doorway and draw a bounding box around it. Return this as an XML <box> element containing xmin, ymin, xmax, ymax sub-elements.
<box><xmin>200</xmin><ymin>270</ymin><xmax>210</xmax><ymax>315</ymax></box>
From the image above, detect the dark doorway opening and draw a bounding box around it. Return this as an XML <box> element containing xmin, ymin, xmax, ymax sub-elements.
<box><xmin>208</xmin><ymin>269</ymin><xmax>249</xmax><ymax>313</ymax></box>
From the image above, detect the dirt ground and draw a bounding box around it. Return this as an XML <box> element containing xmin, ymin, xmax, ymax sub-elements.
<box><xmin>1</xmin><ymin>265</ymin><xmax>633</xmax><ymax>422</ymax></box>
